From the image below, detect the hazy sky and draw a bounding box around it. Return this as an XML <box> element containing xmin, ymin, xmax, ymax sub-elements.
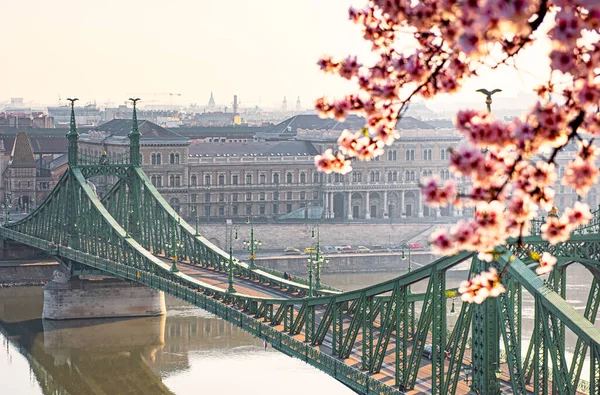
<box><xmin>2</xmin><ymin>0</ymin><xmax>552</xmax><ymax>110</ymax></box>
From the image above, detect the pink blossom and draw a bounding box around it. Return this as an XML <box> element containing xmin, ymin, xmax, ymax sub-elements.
<box><xmin>564</xmin><ymin>201</ymin><xmax>592</xmax><ymax>227</ymax></box>
<box><xmin>541</xmin><ymin>216</ymin><xmax>571</xmax><ymax>245</ymax></box>
<box><xmin>562</xmin><ymin>156</ymin><xmax>599</xmax><ymax>197</ymax></box>
<box><xmin>421</xmin><ymin>176</ymin><xmax>457</xmax><ymax>208</ymax></box>
<box><xmin>459</xmin><ymin>268</ymin><xmax>506</xmax><ymax>304</ymax></box>
<box><xmin>536</xmin><ymin>252</ymin><xmax>557</xmax><ymax>275</ymax></box>
<box><xmin>337</xmin><ymin>130</ymin><xmax>360</xmax><ymax>157</ymax></box>
<box><xmin>429</xmin><ymin>229</ymin><xmax>456</xmax><ymax>255</ymax></box>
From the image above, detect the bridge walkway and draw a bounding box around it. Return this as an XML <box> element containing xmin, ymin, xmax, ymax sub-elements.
<box><xmin>167</xmin><ymin>258</ymin><xmax>523</xmax><ymax>394</ymax></box>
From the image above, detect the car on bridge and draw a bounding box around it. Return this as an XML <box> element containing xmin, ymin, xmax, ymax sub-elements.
<box><xmin>304</xmin><ymin>247</ymin><xmax>318</xmax><ymax>254</ymax></box>
<box><xmin>423</xmin><ymin>345</ymin><xmax>433</xmax><ymax>360</ymax></box>
<box><xmin>322</xmin><ymin>246</ymin><xmax>337</xmax><ymax>254</ymax></box>
<box><xmin>284</xmin><ymin>247</ymin><xmax>301</xmax><ymax>255</ymax></box>
<box><xmin>356</xmin><ymin>246</ymin><xmax>371</xmax><ymax>253</ymax></box>
<box><xmin>339</xmin><ymin>245</ymin><xmax>353</xmax><ymax>253</ymax></box>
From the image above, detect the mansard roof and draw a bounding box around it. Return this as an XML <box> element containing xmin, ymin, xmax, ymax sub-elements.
<box><xmin>266</xmin><ymin>114</ymin><xmax>437</xmax><ymax>139</ymax></box>
<box><xmin>91</xmin><ymin>119</ymin><xmax>188</xmax><ymax>141</ymax></box>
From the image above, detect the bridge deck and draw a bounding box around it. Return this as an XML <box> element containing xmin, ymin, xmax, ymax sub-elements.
<box><xmin>171</xmin><ymin>259</ymin><xmax>534</xmax><ymax>395</ymax></box>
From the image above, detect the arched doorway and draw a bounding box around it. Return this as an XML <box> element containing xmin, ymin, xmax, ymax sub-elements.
<box><xmin>333</xmin><ymin>193</ymin><xmax>345</xmax><ymax>219</ymax></box>
<box><xmin>404</xmin><ymin>191</ymin><xmax>416</xmax><ymax>217</ymax></box>
<box><xmin>369</xmin><ymin>192</ymin><xmax>380</xmax><ymax>218</ymax></box>
<box><xmin>352</xmin><ymin>192</ymin><xmax>363</xmax><ymax>219</ymax></box>
<box><xmin>387</xmin><ymin>192</ymin><xmax>400</xmax><ymax>218</ymax></box>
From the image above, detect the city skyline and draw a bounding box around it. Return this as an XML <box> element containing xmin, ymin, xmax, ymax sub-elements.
<box><xmin>3</xmin><ymin>0</ymin><xmax>551</xmax><ymax>112</ymax></box>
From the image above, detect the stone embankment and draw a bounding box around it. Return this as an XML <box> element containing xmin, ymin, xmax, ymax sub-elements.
<box><xmin>199</xmin><ymin>222</ymin><xmax>436</xmax><ymax>250</ymax></box>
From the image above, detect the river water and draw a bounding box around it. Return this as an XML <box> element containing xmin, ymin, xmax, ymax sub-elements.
<box><xmin>0</xmin><ymin>262</ymin><xmax>598</xmax><ymax>394</ymax></box>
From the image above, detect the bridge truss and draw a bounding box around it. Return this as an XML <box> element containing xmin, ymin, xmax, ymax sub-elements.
<box><xmin>2</xmin><ymin>103</ymin><xmax>600</xmax><ymax>394</ymax></box>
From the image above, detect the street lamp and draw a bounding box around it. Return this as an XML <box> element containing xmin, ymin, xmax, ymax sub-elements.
<box><xmin>401</xmin><ymin>243</ymin><xmax>415</xmax><ymax>334</ymax></box>
<box><xmin>243</xmin><ymin>217</ymin><xmax>261</xmax><ymax>270</ymax></box>
<box><xmin>307</xmin><ymin>224</ymin><xmax>329</xmax><ymax>293</ymax></box>
<box><xmin>401</xmin><ymin>244</ymin><xmax>412</xmax><ymax>273</ymax></box>
<box><xmin>225</xmin><ymin>222</ymin><xmax>238</xmax><ymax>293</ymax></box>
<box><xmin>190</xmin><ymin>206</ymin><xmax>200</xmax><ymax>236</ymax></box>
<box><xmin>166</xmin><ymin>219</ymin><xmax>184</xmax><ymax>273</ymax></box>
<box><xmin>2</xmin><ymin>201</ymin><xmax>12</xmax><ymax>225</ymax></box>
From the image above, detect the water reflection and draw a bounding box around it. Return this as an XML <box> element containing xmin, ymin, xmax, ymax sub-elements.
<box><xmin>0</xmin><ymin>287</ymin><xmax>352</xmax><ymax>395</ymax></box>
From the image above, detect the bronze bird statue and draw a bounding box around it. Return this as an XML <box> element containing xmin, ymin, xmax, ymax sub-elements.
<box><xmin>476</xmin><ymin>88</ymin><xmax>502</xmax><ymax>112</ymax></box>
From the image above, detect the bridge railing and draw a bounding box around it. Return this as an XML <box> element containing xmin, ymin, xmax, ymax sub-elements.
<box><xmin>530</xmin><ymin>205</ymin><xmax>600</xmax><ymax>236</ymax></box>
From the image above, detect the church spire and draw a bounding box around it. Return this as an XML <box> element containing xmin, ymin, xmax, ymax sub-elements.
<box><xmin>66</xmin><ymin>98</ymin><xmax>79</xmax><ymax>167</ymax></box>
<box><xmin>208</xmin><ymin>91</ymin><xmax>215</xmax><ymax>108</ymax></box>
<box><xmin>128</xmin><ymin>98</ymin><xmax>141</xmax><ymax>166</ymax></box>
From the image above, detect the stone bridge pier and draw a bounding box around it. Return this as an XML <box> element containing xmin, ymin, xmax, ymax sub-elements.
<box><xmin>42</xmin><ymin>272</ymin><xmax>166</xmax><ymax>320</ymax></box>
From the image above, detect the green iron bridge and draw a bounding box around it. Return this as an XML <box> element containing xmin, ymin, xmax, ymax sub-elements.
<box><xmin>2</xmin><ymin>100</ymin><xmax>600</xmax><ymax>394</ymax></box>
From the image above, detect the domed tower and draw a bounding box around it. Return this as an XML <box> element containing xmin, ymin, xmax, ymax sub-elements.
<box><xmin>296</xmin><ymin>96</ymin><xmax>301</xmax><ymax>111</ymax></box>
<box><xmin>281</xmin><ymin>96</ymin><xmax>288</xmax><ymax>112</ymax></box>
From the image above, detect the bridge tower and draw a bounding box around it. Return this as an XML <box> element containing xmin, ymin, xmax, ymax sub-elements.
<box><xmin>66</xmin><ymin>98</ymin><xmax>79</xmax><ymax>167</ymax></box>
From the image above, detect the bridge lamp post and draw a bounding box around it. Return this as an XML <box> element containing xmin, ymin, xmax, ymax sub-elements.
<box><xmin>310</xmin><ymin>224</ymin><xmax>329</xmax><ymax>290</ymax></box>
<box><xmin>190</xmin><ymin>206</ymin><xmax>200</xmax><ymax>236</ymax></box>
<box><xmin>2</xmin><ymin>202</ymin><xmax>11</xmax><ymax>225</ymax></box>
<box><xmin>401</xmin><ymin>244</ymin><xmax>415</xmax><ymax>334</ymax></box>
<box><xmin>243</xmin><ymin>217</ymin><xmax>261</xmax><ymax>270</ymax></box>
<box><xmin>166</xmin><ymin>224</ymin><xmax>184</xmax><ymax>273</ymax></box>
<box><xmin>225</xmin><ymin>223</ymin><xmax>238</xmax><ymax>294</ymax></box>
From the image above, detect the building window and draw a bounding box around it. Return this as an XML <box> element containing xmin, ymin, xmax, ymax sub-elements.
<box><xmin>274</xmin><ymin>192</ymin><xmax>279</xmax><ymax>201</ymax></box>
<box><xmin>219</xmin><ymin>174</ymin><xmax>225</xmax><ymax>185</ymax></box>
<box><xmin>406</xmin><ymin>149</ymin><xmax>415</xmax><ymax>161</ymax></box>
<box><xmin>273</xmin><ymin>204</ymin><xmax>279</xmax><ymax>214</ymax></box>
<box><xmin>334</xmin><ymin>173</ymin><xmax>342</xmax><ymax>183</ymax></box>
<box><xmin>232</xmin><ymin>174</ymin><xmax>239</xmax><ymax>185</ymax></box>
<box><xmin>218</xmin><ymin>206</ymin><xmax>225</xmax><ymax>216</ymax></box>
<box><xmin>233</xmin><ymin>205</ymin><xmax>238</xmax><ymax>215</ymax></box>
<box><xmin>204</xmin><ymin>174</ymin><xmax>211</xmax><ymax>185</ymax></box>
<box><xmin>312</xmin><ymin>173</ymin><xmax>319</xmax><ymax>183</ymax></box>
<box><xmin>205</xmin><ymin>193</ymin><xmax>211</xmax><ymax>202</ymax></box>
<box><xmin>300</xmin><ymin>173</ymin><xmax>306</xmax><ymax>184</ymax></box>
<box><xmin>273</xmin><ymin>173</ymin><xmax>280</xmax><ymax>184</ymax></box>
<box><xmin>246</xmin><ymin>205</ymin><xmax>252</xmax><ymax>215</ymax></box>
<box><xmin>190</xmin><ymin>174</ymin><xmax>197</xmax><ymax>186</ymax></box>
<box><xmin>260</xmin><ymin>192</ymin><xmax>265</xmax><ymax>201</ymax></box>
<box><xmin>169</xmin><ymin>152</ymin><xmax>180</xmax><ymax>165</ymax></box>
<box><xmin>286</xmin><ymin>172</ymin><xmax>293</xmax><ymax>184</ymax></box>
<box><xmin>370</xmin><ymin>171</ymin><xmax>380</xmax><ymax>182</ymax></box>
<box><xmin>169</xmin><ymin>175</ymin><xmax>174</xmax><ymax>186</ymax></box>
<box><xmin>313</xmin><ymin>191</ymin><xmax>318</xmax><ymax>200</ymax></box>
<box><xmin>191</xmin><ymin>194</ymin><xmax>197</xmax><ymax>203</ymax></box>
<box><xmin>388</xmin><ymin>150</ymin><xmax>397</xmax><ymax>161</ymax></box>
<box><xmin>246</xmin><ymin>173</ymin><xmax>252</xmax><ymax>185</ymax></box>
<box><xmin>287</xmin><ymin>191</ymin><xmax>292</xmax><ymax>200</ymax></box>
<box><xmin>287</xmin><ymin>204</ymin><xmax>292</xmax><ymax>213</ymax></box>
<box><xmin>152</xmin><ymin>153</ymin><xmax>162</xmax><ymax>165</ymax></box>
<box><xmin>151</xmin><ymin>175</ymin><xmax>157</xmax><ymax>185</ymax></box>
<box><xmin>423</xmin><ymin>149</ymin><xmax>432</xmax><ymax>160</ymax></box>
<box><xmin>157</xmin><ymin>176</ymin><xmax>162</xmax><ymax>187</ymax></box>
<box><xmin>233</xmin><ymin>193</ymin><xmax>238</xmax><ymax>202</ymax></box>
<box><xmin>39</xmin><ymin>182</ymin><xmax>50</xmax><ymax>190</ymax></box>
<box><xmin>410</xmin><ymin>170</ymin><xmax>415</xmax><ymax>181</ymax></box>
<box><xmin>259</xmin><ymin>204</ymin><xmax>266</xmax><ymax>215</ymax></box>
<box><xmin>219</xmin><ymin>193</ymin><xmax>225</xmax><ymax>202</ymax></box>
<box><xmin>352</xmin><ymin>172</ymin><xmax>362</xmax><ymax>183</ymax></box>
<box><xmin>259</xmin><ymin>173</ymin><xmax>266</xmax><ymax>184</ymax></box>
<box><xmin>246</xmin><ymin>192</ymin><xmax>252</xmax><ymax>201</ymax></box>
<box><xmin>175</xmin><ymin>175</ymin><xmax>181</xmax><ymax>187</ymax></box>
<box><xmin>300</xmin><ymin>191</ymin><xmax>306</xmax><ymax>200</ymax></box>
